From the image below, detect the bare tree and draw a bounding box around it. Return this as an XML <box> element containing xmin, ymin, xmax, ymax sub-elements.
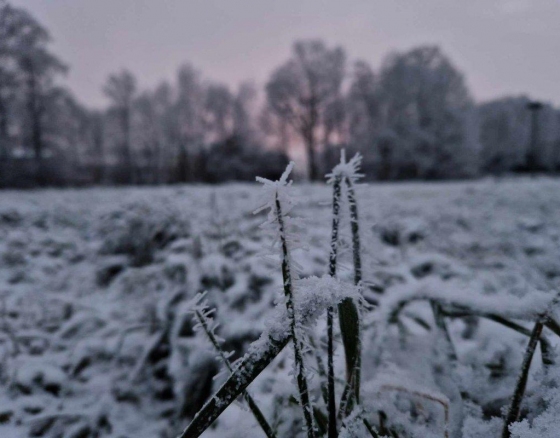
<box><xmin>266</xmin><ymin>39</ymin><xmax>346</xmax><ymax>180</ymax></box>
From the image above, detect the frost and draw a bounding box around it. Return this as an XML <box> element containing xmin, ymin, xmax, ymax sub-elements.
<box><xmin>3</xmin><ymin>179</ymin><xmax>560</xmax><ymax>437</ymax></box>
<box><xmin>326</xmin><ymin>150</ymin><xmax>364</xmax><ymax>184</ymax></box>
<box><xmin>509</xmin><ymin>367</ymin><xmax>560</xmax><ymax>438</ymax></box>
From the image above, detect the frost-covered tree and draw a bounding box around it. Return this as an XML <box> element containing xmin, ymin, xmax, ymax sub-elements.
<box><xmin>266</xmin><ymin>40</ymin><xmax>346</xmax><ymax>180</ymax></box>
<box><xmin>346</xmin><ymin>61</ymin><xmax>384</xmax><ymax>178</ymax></box>
<box><xmin>0</xmin><ymin>1</ymin><xmax>67</xmax><ymax>185</ymax></box>
<box><xmin>376</xmin><ymin>46</ymin><xmax>479</xmax><ymax>179</ymax></box>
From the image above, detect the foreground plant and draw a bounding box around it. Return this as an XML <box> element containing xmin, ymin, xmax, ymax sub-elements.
<box><xmin>177</xmin><ymin>154</ymin><xmax>560</xmax><ymax>438</ymax></box>
<box><xmin>256</xmin><ymin>162</ymin><xmax>315</xmax><ymax>437</ymax></box>
<box><xmin>326</xmin><ymin>152</ymin><xmax>365</xmax><ymax>424</ymax></box>
<box><xmin>178</xmin><ymin>156</ymin><xmax>369</xmax><ymax>438</ymax></box>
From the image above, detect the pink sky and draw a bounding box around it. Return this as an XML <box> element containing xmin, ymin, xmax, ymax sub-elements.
<box><xmin>13</xmin><ymin>0</ymin><xmax>560</xmax><ymax>108</ymax></box>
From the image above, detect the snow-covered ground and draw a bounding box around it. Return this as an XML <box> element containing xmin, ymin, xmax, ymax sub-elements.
<box><xmin>2</xmin><ymin>177</ymin><xmax>560</xmax><ymax>437</ymax></box>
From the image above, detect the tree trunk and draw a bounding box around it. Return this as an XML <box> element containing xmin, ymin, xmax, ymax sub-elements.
<box><xmin>92</xmin><ymin>116</ymin><xmax>105</xmax><ymax>184</ymax></box>
<box><xmin>0</xmin><ymin>95</ymin><xmax>7</xmax><ymax>161</ymax></box>
<box><xmin>0</xmin><ymin>97</ymin><xmax>7</xmax><ymax>188</ymax></box>
<box><xmin>305</xmin><ymin>130</ymin><xmax>318</xmax><ymax>181</ymax></box>
<box><xmin>120</xmin><ymin>107</ymin><xmax>133</xmax><ymax>184</ymax></box>
<box><xmin>27</xmin><ymin>71</ymin><xmax>44</xmax><ymax>185</ymax></box>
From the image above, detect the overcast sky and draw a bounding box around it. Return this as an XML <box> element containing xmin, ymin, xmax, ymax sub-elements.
<box><xmin>12</xmin><ymin>0</ymin><xmax>560</xmax><ymax>108</ymax></box>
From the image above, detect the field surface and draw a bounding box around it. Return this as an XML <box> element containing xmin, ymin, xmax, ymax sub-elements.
<box><xmin>1</xmin><ymin>178</ymin><xmax>560</xmax><ymax>438</ymax></box>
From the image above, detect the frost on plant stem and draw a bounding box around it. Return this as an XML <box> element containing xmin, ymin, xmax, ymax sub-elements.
<box><xmin>187</xmin><ymin>292</ymin><xmax>277</xmax><ymax>438</ymax></box>
<box><xmin>325</xmin><ymin>149</ymin><xmax>364</xmax><ymax>185</ymax></box>
<box><xmin>327</xmin><ymin>149</ymin><xmax>364</xmax><ymax>411</ymax></box>
<box><xmin>188</xmin><ymin>292</ymin><xmax>233</xmax><ymax>372</ymax></box>
<box><xmin>502</xmin><ymin>293</ymin><xmax>560</xmax><ymax>438</ymax></box>
<box><xmin>254</xmin><ymin>162</ymin><xmax>307</xmax><ymax>276</ymax></box>
<box><xmin>509</xmin><ymin>366</ymin><xmax>560</xmax><ymax>438</ymax></box>
<box><xmin>178</xmin><ymin>276</ymin><xmax>360</xmax><ymax>438</ymax></box>
<box><xmin>502</xmin><ymin>320</ymin><xmax>544</xmax><ymax>438</ymax></box>
<box><xmin>179</xmin><ymin>176</ymin><xmax>364</xmax><ymax>438</ymax></box>
<box><xmin>256</xmin><ymin>161</ymin><xmax>315</xmax><ymax>437</ymax></box>
<box><xmin>325</xmin><ymin>167</ymin><xmax>342</xmax><ymax>438</ymax></box>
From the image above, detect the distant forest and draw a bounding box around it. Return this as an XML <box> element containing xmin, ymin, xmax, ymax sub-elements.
<box><xmin>1</xmin><ymin>2</ymin><xmax>559</xmax><ymax>188</ymax></box>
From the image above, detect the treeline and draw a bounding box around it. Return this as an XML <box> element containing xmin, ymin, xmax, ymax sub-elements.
<box><xmin>1</xmin><ymin>2</ymin><xmax>559</xmax><ymax>188</ymax></box>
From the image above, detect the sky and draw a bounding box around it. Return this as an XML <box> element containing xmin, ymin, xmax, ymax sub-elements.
<box><xmin>12</xmin><ymin>0</ymin><xmax>560</xmax><ymax>108</ymax></box>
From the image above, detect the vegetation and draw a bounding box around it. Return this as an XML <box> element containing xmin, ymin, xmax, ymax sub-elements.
<box><xmin>2</xmin><ymin>2</ymin><xmax>560</xmax><ymax>188</ymax></box>
<box><xmin>176</xmin><ymin>155</ymin><xmax>560</xmax><ymax>437</ymax></box>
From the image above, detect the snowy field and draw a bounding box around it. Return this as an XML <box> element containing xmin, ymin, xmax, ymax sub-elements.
<box><xmin>2</xmin><ymin>177</ymin><xmax>560</xmax><ymax>437</ymax></box>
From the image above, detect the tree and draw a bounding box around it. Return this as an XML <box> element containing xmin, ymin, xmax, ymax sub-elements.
<box><xmin>89</xmin><ymin>110</ymin><xmax>105</xmax><ymax>184</ymax></box>
<box><xmin>172</xmin><ymin>64</ymin><xmax>206</xmax><ymax>182</ymax></box>
<box><xmin>266</xmin><ymin>40</ymin><xmax>346</xmax><ymax>180</ymax></box>
<box><xmin>346</xmin><ymin>61</ymin><xmax>383</xmax><ymax>177</ymax></box>
<box><xmin>103</xmin><ymin>70</ymin><xmax>136</xmax><ymax>183</ymax></box>
<box><xmin>232</xmin><ymin>81</ymin><xmax>257</xmax><ymax>141</ymax></box>
<box><xmin>205</xmin><ymin>83</ymin><xmax>232</xmax><ymax>143</ymax></box>
<box><xmin>0</xmin><ymin>2</ymin><xmax>66</xmax><ymax>185</ymax></box>
<box><xmin>375</xmin><ymin>46</ymin><xmax>479</xmax><ymax>179</ymax></box>
<box><xmin>259</xmin><ymin>103</ymin><xmax>293</xmax><ymax>155</ymax></box>
<box><xmin>19</xmin><ymin>48</ymin><xmax>67</xmax><ymax>164</ymax></box>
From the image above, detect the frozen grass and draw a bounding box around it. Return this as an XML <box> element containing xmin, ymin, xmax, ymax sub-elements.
<box><xmin>180</xmin><ymin>156</ymin><xmax>560</xmax><ymax>438</ymax></box>
<box><xmin>2</xmin><ymin>175</ymin><xmax>560</xmax><ymax>437</ymax></box>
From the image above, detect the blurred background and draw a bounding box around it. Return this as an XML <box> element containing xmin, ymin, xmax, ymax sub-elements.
<box><xmin>1</xmin><ymin>0</ymin><xmax>559</xmax><ymax>187</ymax></box>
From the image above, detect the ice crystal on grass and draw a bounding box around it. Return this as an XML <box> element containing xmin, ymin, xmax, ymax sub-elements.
<box><xmin>326</xmin><ymin>150</ymin><xmax>364</xmax><ymax>184</ymax></box>
<box><xmin>255</xmin><ymin>161</ymin><xmax>307</xmax><ymax>256</ymax></box>
<box><xmin>294</xmin><ymin>276</ymin><xmax>362</xmax><ymax>327</ymax></box>
<box><xmin>187</xmin><ymin>292</ymin><xmax>232</xmax><ymax>365</ymax></box>
<box><xmin>509</xmin><ymin>366</ymin><xmax>560</xmax><ymax>438</ymax></box>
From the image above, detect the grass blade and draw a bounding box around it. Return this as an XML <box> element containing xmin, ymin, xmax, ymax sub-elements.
<box><xmin>327</xmin><ymin>174</ymin><xmax>342</xmax><ymax>437</ymax></box>
<box><xmin>501</xmin><ymin>319</ymin><xmax>544</xmax><ymax>438</ymax></box>
<box><xmin>178</xmin><ymin>332</ymin><xmax>290</xmax><ymax>438</ymax></box>
<box><xmin>275</xmin><ymin>193</ymin><xmax>316</xmax><ymax>438</ymax></box>
<box><xmin>342</xmin><ymin>175</ymin><xmax>362</xmax><ymax>404</ymax></box>
<box><xmin>194</xmin><ymin>309</ymin><xmax>277</xmax><ymax>438</ymax></box>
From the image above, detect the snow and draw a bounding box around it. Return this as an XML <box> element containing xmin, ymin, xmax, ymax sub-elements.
<box><xmin>1</xmin><ymin>177</ymin><xmax>560</xmax><ymax>436</ymax></box>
